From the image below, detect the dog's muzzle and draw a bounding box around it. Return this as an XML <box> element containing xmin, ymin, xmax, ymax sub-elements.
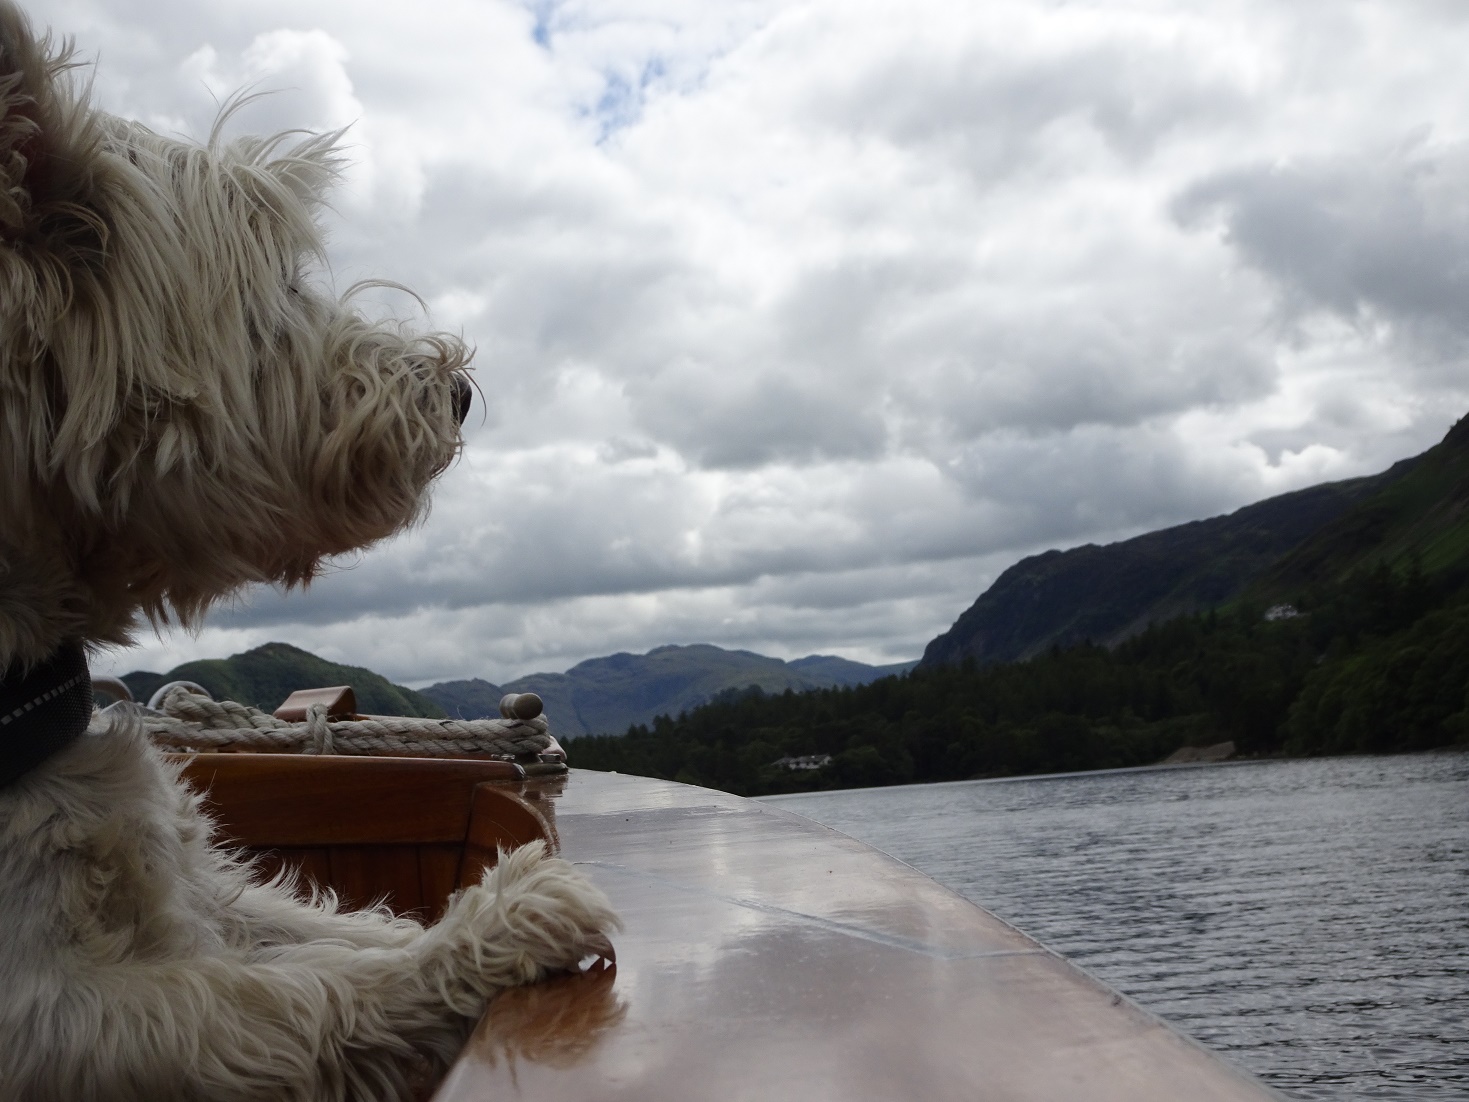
<box><xmin>452</xmin><ymin>375</ymin><xmax>472</xmax><ymax>425</ymax></box>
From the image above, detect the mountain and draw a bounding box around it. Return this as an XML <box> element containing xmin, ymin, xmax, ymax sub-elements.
<box><xmin>421</xmin><ymin>677</ymin><xmax>505</xmax><ymax>720</ymax></box>
<box><xmin>121</xmin><ymin>642</ymin><xmax>446</xmax><ymax>718</ymax></box>
<box><xmin>788</xmin><ymin>654</ymin><xmax>916</xmax><ymax>687</ymax></box>
<box><xmin>421</xmin><ymin>644</ymin><xmax>913</xmax><ymax>736</ymax></box>
<box><xmin>1251</xmin><ymin>414</ymin><xmax>1469</xmax><ymax>600</ymax></box>
<box><xmin>119</xmin><ymin>640</ymin><xmax>910</xmax><ymax>736</ymax></box>
<box><xmin>921</xmin><ymin>458</ymin><xmax>1418</xmax><ymax>669</ymax></box>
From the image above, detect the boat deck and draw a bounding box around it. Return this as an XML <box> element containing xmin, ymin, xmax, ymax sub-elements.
<box><xmin>433</xmin><ymin>769</ymin><xmax>1281</xmax><ymax>1101</ymax></box>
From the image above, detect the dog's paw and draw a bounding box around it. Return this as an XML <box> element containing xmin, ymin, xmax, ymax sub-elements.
<box><xmin>479</xmin><ymin>840</ymin><xmax>622</xmax><ymax>982</ymax></box>
<box><xmin>421</xmin><ymin>841</ymin><xmax>620</xmax><ymax>1012</ymax></box>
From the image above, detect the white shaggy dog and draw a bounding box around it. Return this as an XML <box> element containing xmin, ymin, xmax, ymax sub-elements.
<box><xmin>0</xmin><ymin>6</ymin><xmax>618</xmax><ymax>1100</ymax></box>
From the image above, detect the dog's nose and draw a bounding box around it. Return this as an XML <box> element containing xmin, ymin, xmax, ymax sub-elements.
<box><xmin>451</xmin><ymin>375</ymin><xmax>472</xmax><ymax>425</ymax></box>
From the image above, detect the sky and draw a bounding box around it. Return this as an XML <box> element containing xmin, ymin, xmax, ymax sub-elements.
<box><xmin>31</xmin><ymin>0</ymin><xmax>1469</xmax><ymax>687</ymax></box>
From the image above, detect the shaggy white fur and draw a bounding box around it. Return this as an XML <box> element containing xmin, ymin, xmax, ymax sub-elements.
<box><xmin>0</xmin><ymin>5</ymin><xmax>619</xmax><ymax>1099</ymax></box>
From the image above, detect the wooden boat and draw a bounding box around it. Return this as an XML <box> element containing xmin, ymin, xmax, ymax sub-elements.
<box><xmin>173</xmin><ymin>710</ymin><xmax>1285</xmax><ymax>1102</ymax></box>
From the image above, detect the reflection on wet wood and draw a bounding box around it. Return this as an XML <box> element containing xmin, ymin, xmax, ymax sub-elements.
<box><xmin>437</xmin><ymin>959</ymin><xmax>625</xmax><ymax>1097</ymax></box>
<box><xmin>434</xmin><ymin>770</ymin><xmax>1283</xmax><ymax>1102</ymax></box>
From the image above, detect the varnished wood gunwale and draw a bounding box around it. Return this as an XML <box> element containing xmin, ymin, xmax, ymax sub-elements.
<box><xmin>432</xmin><ymin>769</ymin><xmax>1284</xmax><ymax>1102</ymax></box>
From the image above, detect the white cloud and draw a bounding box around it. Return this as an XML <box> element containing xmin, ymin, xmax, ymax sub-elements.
<box><xmin>28</xmin><ymin>0</ymin><xmax>1468</xmax><ymax>685</ymax></box>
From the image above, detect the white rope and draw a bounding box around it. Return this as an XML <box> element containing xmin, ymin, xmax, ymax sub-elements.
<box><xmin>138</xmin><ymin>684</ymin><xmax>555</xmax><ymax>761</ymax></box>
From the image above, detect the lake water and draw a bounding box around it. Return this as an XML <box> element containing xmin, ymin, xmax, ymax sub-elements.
<box><xmin>767</xmin><ymin>752</ymin><xmax>1469</xmax><ymax>1100</ymax></box>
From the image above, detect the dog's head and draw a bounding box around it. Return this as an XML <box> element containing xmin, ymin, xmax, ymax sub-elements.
<box><xmin>0</xmin><ymin>4</ymin><xmax>471</xmax><ymax>667</ymax></box>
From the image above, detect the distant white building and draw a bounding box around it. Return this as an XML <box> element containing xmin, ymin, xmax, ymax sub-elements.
<box><xmin>772</xmin><ymin>754</ymin><xmax>832</xmax><ymax>771</ymax></box>
<box><xmin>1264</xmin><ymin>604</ymin><xmax>1301</xmax><ymax>621</ymax></box>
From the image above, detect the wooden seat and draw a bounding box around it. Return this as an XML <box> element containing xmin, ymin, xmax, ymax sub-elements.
<box><xmin>172</xmin><ymin>753</ymin><xmax>556</xmax><ymax>919</ymax></box>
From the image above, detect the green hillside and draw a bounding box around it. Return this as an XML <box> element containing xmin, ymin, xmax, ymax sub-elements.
<box><xmin>921</xmin><ymin>469</ymin><xmax>1407</xmax><ymax>669</ymax></box>
<box><xmin>122</xmin><ymin>642</ymin><xmax>446</xmax><ymax>718</ymax></box>
<box><xmin>421</xmin><ymin>644</ymin><xmax>911</xmax><ymax>736</ymax></box>
<box><xmin>1252</xmin><ymin>414</ymin><xmax>1469</xmax><ymax>599</ymax></box>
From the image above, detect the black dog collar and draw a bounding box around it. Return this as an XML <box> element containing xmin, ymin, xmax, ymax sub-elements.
<box><xmin>0</xmin><ymin>640</ymin><xmax>93</xmax><ymax>789</ymax></box>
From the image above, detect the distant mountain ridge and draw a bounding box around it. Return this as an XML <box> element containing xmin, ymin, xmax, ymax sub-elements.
<box><xmin>121</xmin><ymin>642</ymin><xmax>446</xmax><ymax>718</ymax></box>
<box><xmin>120</xmin><ymin>642</ymin><xmax>911</xmax><ymax>738</ymax></box>
<box><xmin>422</xmin><ymin>645</ymin><xmax>914</xmax><ymax>736</ymax></box>
<box><xmin>921</xmin><ymin>449</ymin><xmax>1425</xmax><ymax>669</ymax></box>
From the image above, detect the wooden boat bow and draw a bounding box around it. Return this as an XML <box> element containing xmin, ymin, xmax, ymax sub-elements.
<box><xmin>432</xmin><ymin>769</ymin><xmax>1283</xmax><ymax>1102</ymax></box>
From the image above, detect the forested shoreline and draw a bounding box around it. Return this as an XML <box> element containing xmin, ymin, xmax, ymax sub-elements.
<box><xmin>565</xmin><ymin>563</ymin><xmax>1469</xmax><ymax>796</ymax></box>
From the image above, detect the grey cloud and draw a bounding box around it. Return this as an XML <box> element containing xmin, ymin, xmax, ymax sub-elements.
<box><xmin>895</xmin><ymin>314</ymin><xmax>1277</xmax><ymax>445</ymax></box>
<box><xmin>621</xmin><ymin>254</ymin><xmax>961</xmax><ymax>470</ymax></box>
<box><xmin>949</xmin><ymin>425</ymin><xmax>1254</xmax><ymax>546</ymax></box>
<box><xmin>39</xmin><ymin>0</ymin><xmax>1469</xmax><ymax>689</ymax></box>
<box><xmin>635</xmin><ymin>373</ymin><xmax>889</xmax><ymax>469</ymax></box>
<box><xmin>207</xmin><ymin>511</ymin><xmax>893</xmax><ymax>628</ymax></box>
<box><xmin>815</xmin><ymin>40</ymin><xmax>1245</xmax><ymax>180</ymax></box>
<box><xmin>598</xmin><ymin>436</ymin><xmax>659</xmax><ymax>463</ymax></box>
<box><xmin>205</xmin><ymin>417</ymin><xmax>1262</xmax><ymax>642</ymax></box>
<box><xmin>744</xmin><ymin>559</ymin><xmax>1001</xmax><ymax>613</ymax></box>
<box><xmin>1174</xmin><ymin>143</ymin><xmax>1469</xmax><ymax>351</ymax></box>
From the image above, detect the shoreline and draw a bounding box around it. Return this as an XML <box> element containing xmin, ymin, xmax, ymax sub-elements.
<box><xmin>755</xmin><ymin>745</ymin><xmax>1467</xmax><ymax>801</ymax></box>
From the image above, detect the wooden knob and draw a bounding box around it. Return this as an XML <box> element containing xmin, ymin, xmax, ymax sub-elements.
<box><xmin>499</xmin><ymin>692</ymin><xmax>543</xmax><ymax>721</ymax></box>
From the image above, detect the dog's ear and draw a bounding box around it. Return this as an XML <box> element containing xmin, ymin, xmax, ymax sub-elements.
<box><xmin>0</xmin><ymin>4</ymin><xmax>102</xmax><ymax>252</ymax></box>
<box><xmin>226</xmin><ymin>128</ymin><xmax>343</xmax><ymax>243</ymax></box>
<box><xmin>264</xmin><ymin>130</ymin><xmax>343</xmax><ymax>209</ymax></box>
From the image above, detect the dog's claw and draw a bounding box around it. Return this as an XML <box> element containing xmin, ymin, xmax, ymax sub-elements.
<box><xmin>581</xmin><ymin>933</ymin><xmax>616</xmax><ymax>970</ymax></box>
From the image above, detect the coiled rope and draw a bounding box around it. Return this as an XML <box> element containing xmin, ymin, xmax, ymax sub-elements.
<box><xmin>137</xmin><ymin>683</ymin><xmax>556</xmax><ymax>761</ymax></box>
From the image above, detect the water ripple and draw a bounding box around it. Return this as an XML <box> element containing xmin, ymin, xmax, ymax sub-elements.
<box><xmin>774</xmin><ymin>751</ymin><xmax>1469</xmax><ymax>1100</ymax></box>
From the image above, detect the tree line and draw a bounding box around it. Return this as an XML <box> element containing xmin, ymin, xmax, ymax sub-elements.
<box><xmin>564</xmin><ymin>562</ymin><xmax>1469</xmax><ymax>796</ymax></box>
